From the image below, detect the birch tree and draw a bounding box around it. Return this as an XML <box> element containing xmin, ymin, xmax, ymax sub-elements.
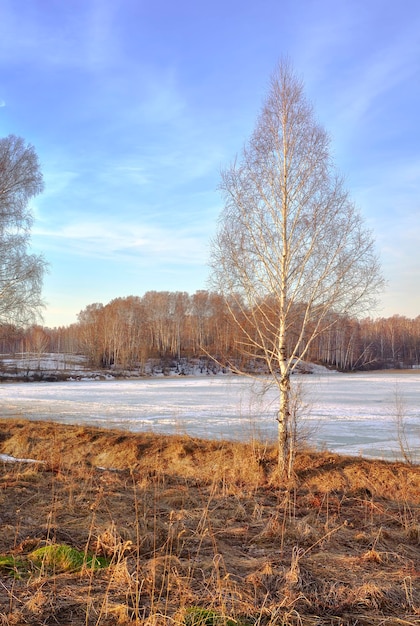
<box><xmin>210</xmin><ymin>61</ymin><xmax>384</xmax><ymax>477</ymax></box>
<box><xmin>0</xmin><ymin>135</ymin><xmax>47</xmax><ymax>325</ymax></box>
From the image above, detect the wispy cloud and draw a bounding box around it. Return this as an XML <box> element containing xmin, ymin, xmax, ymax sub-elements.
<box><xmin>0</xmin><ymin>0</ymin><xmax>120</xmax><ymax>72</ymax></box>
<box><xmin>294</xmin><ymin>2</ymin><xmax>420</xmax><ymax>138</ymax></box>
<box><xmin>333</xmin><ymin>50</ymin><xmax>419</xmax><ymax>134</ymax></box>
<box><xmin>85</xmin><ymin>0</ymin><xmax>120</xmax><ymax>70</ymax></box>
<box><xmin>33</xmin><ymin>219</ymin><xmax>207</xmax><ymax>266</ymax></box>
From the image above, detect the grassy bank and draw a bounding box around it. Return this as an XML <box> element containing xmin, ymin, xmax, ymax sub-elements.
<box><xmin>0</xmin><ymin>418</ymin><xmax>419</xmax><ymax>625</ymax></box>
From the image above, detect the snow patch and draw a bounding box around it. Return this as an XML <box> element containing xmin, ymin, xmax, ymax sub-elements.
<box><xmin>0</xmin><ymin>453</ymin><xmax>43</xmax><ymax>464</ymax></box>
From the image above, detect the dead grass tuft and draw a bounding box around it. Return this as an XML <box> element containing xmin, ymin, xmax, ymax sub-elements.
<box><xmin>94</xmin><ymin>522</ymin><xmax>133</xmax><ymax>559</ymax></box>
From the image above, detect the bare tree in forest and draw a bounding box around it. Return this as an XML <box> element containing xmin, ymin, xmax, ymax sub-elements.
<box><xmin>0</xmin><ymin>135</ymin><xmax>47</xmax><ymax>325</ymax></box>
<box><xmin>210</xmin><ymin>61</ymin><xmax>384</xmax><ymax>478</ymax></box>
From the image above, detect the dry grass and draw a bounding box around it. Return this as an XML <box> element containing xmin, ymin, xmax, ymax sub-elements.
<box><xmin>0</xmin><ymin>418</ymin><xmax>419</xmax><ymax>626</ymax></box>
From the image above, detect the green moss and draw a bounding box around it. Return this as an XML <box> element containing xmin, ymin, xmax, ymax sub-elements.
<box><xmin>0</xmin><ymin>555</ymin><xmax>28</xmax><ymax>578</ymax></box>
<box><xmin>184</xmin><ymin>607</ymin><xmax>239</xmax><ymax>626</ymax></box>
<box><xmin>0</xmin><ymin>545</ymin><xmax>109</xmax><ymax>579</ymax></box>
<box><xmin>29</xmin><ymin>544</ymin><xmax>109</xmax><ymax>573</ymax></box>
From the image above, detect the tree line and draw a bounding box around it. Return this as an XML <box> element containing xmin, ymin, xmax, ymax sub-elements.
<box><xmin>1</xmin><ymin>291</ymin><xmax>418</xmax><ymax>371</ymax></box>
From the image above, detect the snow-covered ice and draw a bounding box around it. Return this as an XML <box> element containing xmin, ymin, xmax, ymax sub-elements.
<box><xmin>0</xmin><ymin>371</ymin><xmax>419</xmax><ymax>461</ymax></box>
<box><xmin>0</xmin><ymin>453</ymin><xmax>43</xmax><ymax>463</ymax></box>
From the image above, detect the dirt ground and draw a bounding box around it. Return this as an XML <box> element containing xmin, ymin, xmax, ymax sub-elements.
<box><xmin>0</xmin><ymin>418</ymin><xmax>419</xmax><ymax>625</ymax></box>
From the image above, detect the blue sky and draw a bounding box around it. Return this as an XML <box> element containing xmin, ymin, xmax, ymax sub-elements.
<box><xmin>0</xmin><ymin>0</ymin><xmax>419</xmax><ymax>328</ymax></box>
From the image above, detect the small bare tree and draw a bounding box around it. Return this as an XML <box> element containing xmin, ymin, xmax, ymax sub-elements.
<box><xmin>0</xmin><ymin>135</ymin><xmax>47</xmax><ymax>326</ymax></box>
<box><xmin>27</xmin><ymin>325</ymin><xmax>50</xmax><ymax>369</ymax></box>
<box><xmin>210</xmin><ymin>61</ymin><xmax>384</xmax><ymax>478</ymax></box>
<box><xmin>394</xmin><ymin>383</ymin><xmax>415</xmax><ymax>465</ymax></box>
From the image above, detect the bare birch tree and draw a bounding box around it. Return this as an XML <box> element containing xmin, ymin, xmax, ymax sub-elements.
<box><xmin>210</xmin><ymin>61</ymin><xmax>384</xmax><ymax>477</ymax></box>
<box><xmin>0</xmin><ymin>135</ymin><xmax>47</xmax><ymax>326</ymax></box>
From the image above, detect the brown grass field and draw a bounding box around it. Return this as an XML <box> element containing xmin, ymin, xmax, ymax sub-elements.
<box><xmin>0</xmin><ymin>418</ymin><xmax>419</xmax><ymax>626</ymax></box>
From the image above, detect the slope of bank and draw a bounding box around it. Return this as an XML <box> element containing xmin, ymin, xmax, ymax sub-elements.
<box><xmin>0</xmin><ymin>419</ymin><xmax>419</xmax><ymax>626</ymax></box>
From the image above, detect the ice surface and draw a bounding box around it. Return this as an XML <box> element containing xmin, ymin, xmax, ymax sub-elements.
<box><xmin>0</xmin><ymin>371</ymin><xmax>419</xmax><ymax>461</ymax></box>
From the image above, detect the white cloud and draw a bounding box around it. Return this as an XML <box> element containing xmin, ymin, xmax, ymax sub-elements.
<box><xmin>113</xmin><ymin>165</ymin><xmax>152</xmax><ymax>186</ymax></box>
<box><xmin>41</xmin><ymin>170</ymin><xmax>80</xmax><ymax>197</ymax></box>
<box><xmin>0</xmin><ymin>0</ymin><xmax>119</xmax><ymax>72</ymax></box>
<box><xmin>33</xmin><ymin>218</ymin><xmax>207</xmax><ymax>266</ymax></box>
<box><xmin>292</xmin><ymin>3</ymin><xmax>420</xmax><ymax>140</ymax></box>
<box><xmin>85</xmin><ymin>0</ymin><xmax>119</xmax><ymax>70</ymax></box>
<box><xmin>332</xmin><ymin>51</ymin><xmax>417</xmax><ymax>135</ymax></box>
<box><xmin>135</xmin><ymin>67</ymin><xmax>187</xmax><ymax>125</ymax></box>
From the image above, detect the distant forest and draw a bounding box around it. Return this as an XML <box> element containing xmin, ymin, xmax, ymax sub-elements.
<box><xmin>1</xmin><ymin>291</ymin><xmax>419</xmax><ymax>372</ymax></box>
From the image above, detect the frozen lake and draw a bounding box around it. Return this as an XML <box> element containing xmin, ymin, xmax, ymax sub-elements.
<box><xmin>1</xmin><ymin>371</ymin><xmax>419</xmax><ymax>461</ymax></box>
